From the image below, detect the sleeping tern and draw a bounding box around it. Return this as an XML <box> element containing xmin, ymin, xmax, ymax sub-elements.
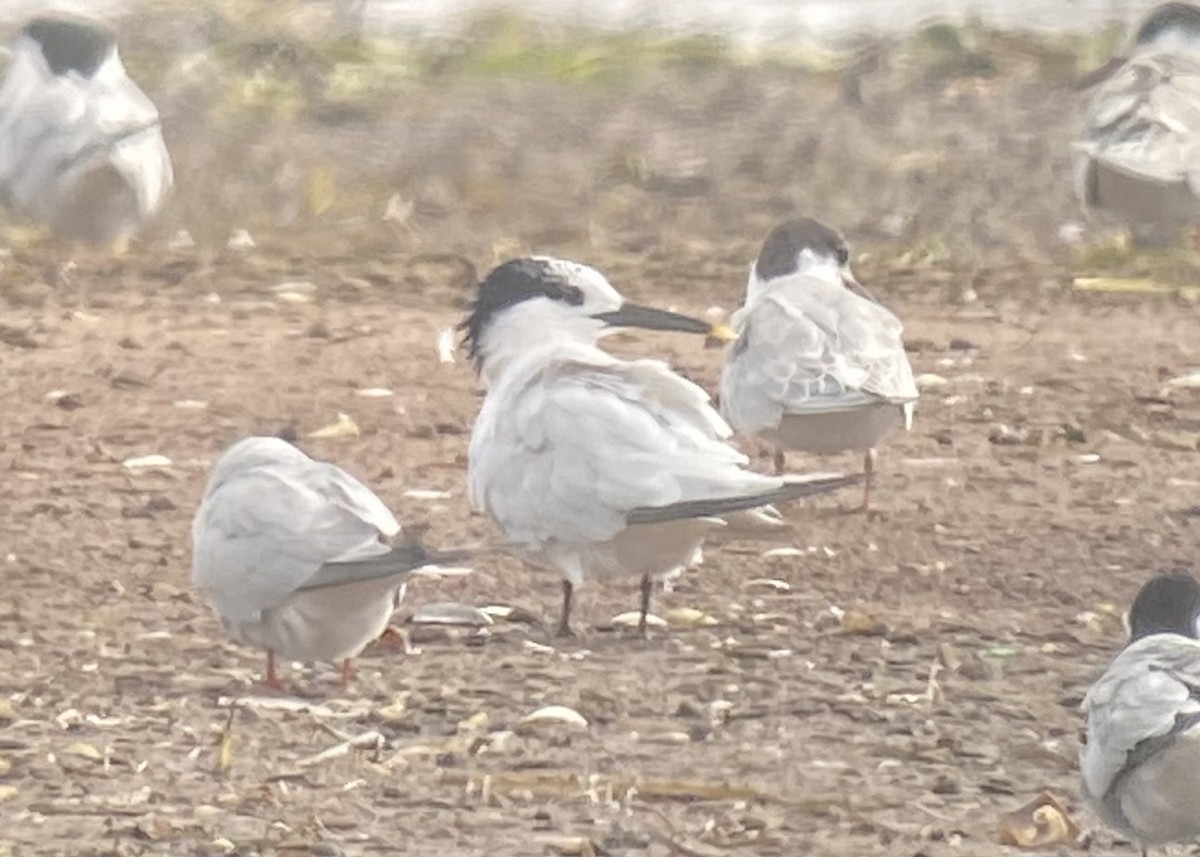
<box><xmin>462</xmin><ymin>256</ymin><xmax>861</xmax><ymax>636</ymax></box>
<box><xmin>192</xmin><ymin>436</ymin><xmax>468</xmax><ymax>691</ymax></box>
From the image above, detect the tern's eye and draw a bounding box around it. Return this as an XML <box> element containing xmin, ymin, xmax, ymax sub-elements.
<box><xmin>835</xmin><ymin>245</ymin><xmax>850</xmax><ymax>266</ymax></box>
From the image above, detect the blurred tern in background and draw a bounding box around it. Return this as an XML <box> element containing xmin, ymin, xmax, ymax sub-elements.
<box><xmin>462</xmin><ymin>256</ymin><xmax>861</xmax><ymax>637</ymax></box>
<box><xmin>192</xmin><ymin>437</ymin><xmax>469</xmax><ymax>692</ymax></box>
<box><xmin>1074</xmin><ymin>2</ymin><xmax>1200</xmax><ymax>245</ymax></box>
<box><xmin>1082</xmin><ymin>568</ymin><xmax>1200</xmax><ymax>854</ymax></box>
<box><xmin>720</xmin><ymin>217</ymin><xmax>917</xmax><ymax>512</ymax></box>
<box><xmin>0</xmin><ymin>16</ymin><xmax>173</xmax><ymax>251</ymax></box>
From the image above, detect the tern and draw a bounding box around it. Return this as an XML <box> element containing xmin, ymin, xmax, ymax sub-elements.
<box><xmin>462</xmin><ymin>256</ymin><xmax>861</xmax><ymax>636</ymax></box>
<box><xmin>1082</xmin><ymin>568</ymin><xmax>1200</xmax><ymax>855</ymax></box>
<box><xmin>719</xmin><ymin>217</ymin><xmax>917</xmax><ymax>512</ymax></box>
<box><xmin>0</xmin><ymin>16</ymin><xmax>173</xmax><ymax>251</ymax></box>
<box><xmin>1074</xmin><ymin>2</ymin><xmax>1200</xmax><ymax>245</ymax></box>
<box><xmin>192</xmin><ymin>436</ymin><xmax>469</xmax><ymax>691</ymax></box>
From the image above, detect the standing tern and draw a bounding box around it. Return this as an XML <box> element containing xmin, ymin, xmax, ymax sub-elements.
<box><xmin>462</xmin><ymin>256</ymin><xmax>861</xmax><ymax>637</ymax></box>
<box><xmin>0</xmin><ymin>16</ymin><xmax>173</xmax><ymax>250</ymax></box>
<box><xmin>719</xmin><ymin>217</ymin><xmax>917</xmax><ymax>512</ymax></box>
<box><xmin>1074</xmin><ymin>2</ymin><xmax>1200</xmax><ymax>245</ymax></box>
<box><xmin>1082</xmin><ymin>569</ymin><xmax>1200</xmax><ymax>854</ymax></box>
<box><xmin>192</xmin><ymin>436</ymin><xmax>468</xmax><ymax>691</ymax></box>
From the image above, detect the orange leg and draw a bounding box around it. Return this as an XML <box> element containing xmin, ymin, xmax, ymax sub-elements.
<box><xmin>340</xmin><ymin>658</ymin><xmax>357</xmax><ymax>691</ymax></box>
<box><xmin>773</xmin><ymin>449</ymin><xmax>786</xmax><ymax>475</ymax></box>
<box><xmin>261</xmin><ymin>650</ymin><xmax>285</xmax><ymax>691</ymax></box>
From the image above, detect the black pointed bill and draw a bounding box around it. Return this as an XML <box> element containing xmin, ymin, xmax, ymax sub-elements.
<box><xmin>593</xmin><ymin>302</ymin><xmax>733</xmax><ymax>340</ymax></box>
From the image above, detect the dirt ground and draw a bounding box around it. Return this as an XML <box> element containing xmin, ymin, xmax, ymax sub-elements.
<box><xmin>2</xmin><ymin>15</ymin><xmax>1200</xmax><ymax>857</ymax></box>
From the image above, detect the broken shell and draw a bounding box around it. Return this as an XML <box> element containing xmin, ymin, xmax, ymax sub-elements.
<box><xmin>998</xmin><ymin>791</ymin><xmax>1080</xmax><ymax>848</ymax></box>
<box><xmin>762</xmin><ymin>547</ymin><xmax>804</xmax><ymax>558</ymax></box>
<box><xmin>407</xmin><ymin>602</ymin><xmax>493</xmax><ymax>627</ymax></box>
<box><xmin>356</xmin><ymin>388</ymin><xmax>394</xmax><ymax>398</ymax></box>
<box><xmin>122</xmin><ymin>454</ymin><xmax>172</xmax><ymax>470</ymax></box>
<box><xmin>307</xmin><ymin>413</ymin><xmax>360</xmax><ymax>439</ymax></box>
<box><xmin>665</xmin><ymin>607</ymin><xmax>718</xmax><ymax>627</ymax></box>
<box><xmin>517</xmin><ymin>705</ymin><xmax>588</xmax><ymax>733</ymax></box>
<box><xmin>610</xmin><ymin>611</ymin><xmax>667</xmax><ymax>628</ymax></box>
<box><xmin>436</xmin><ymin>327</ymin><xmax>457</xmax><ymax>364</ymax></box>
<box><xmin>742</xmin><ymin>578</ymin><xmax>791</xmax><ymax>592</ymax></box>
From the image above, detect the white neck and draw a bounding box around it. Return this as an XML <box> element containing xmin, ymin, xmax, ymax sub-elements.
<box><xmin>745</xmin><ymin>249</ymin><xmax>844</xmax><ymax>307</ymax></box>
<box><xmin>475</xmin><ymin>299</ymin><xmax>606</xmax><ymax>386</ymax></box>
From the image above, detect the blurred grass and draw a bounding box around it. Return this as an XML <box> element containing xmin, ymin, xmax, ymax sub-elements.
<box><xmin>5</xmin><ymin>1</ymin><xmax>1196</xmax><ymax>294</ymax></box>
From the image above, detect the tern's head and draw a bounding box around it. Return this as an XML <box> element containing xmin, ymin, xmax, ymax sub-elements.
<box><xmin>20</xmin><ymin>16</ymin><xmax>117</xmax><ymax>80</ymax></box>
<box><xmin>461</xmin><ymin>256</ymin><xmax>731</xmax><ymax>381</ymax></box>
<box><xmin>748</xmin><ymin>217</ymin><xmax>867</xmax><ymax>304</ymax></box>
<box><xmin>204</xmin><ymin>436</ymin><xmax>309</xmax><ymax>495</ymax></box>
<box><xmin>1077</xmin><ymin>3</ymin><xmax>1200</xmax><ymax>88</ymax></box>
<box><xmin>1127</xmin><ymin>568</ymin><xmax>1200</xmax><ymax>643</ymax></box>
<box><xmin>1133</xmin><ymin>2</ymin><xmax>1200</xmax><ymax>51</ymax></box>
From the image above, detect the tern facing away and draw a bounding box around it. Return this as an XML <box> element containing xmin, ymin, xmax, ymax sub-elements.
<box><xmin>719</xmin><ymin>217</ymin><xmax>917</xmax><ymax>512</ymax></box>
<box><xmin>0</xmin><ymin>16</ymin><xmax>173</xmax><ymax>250</ymax></box>
<box><xmin>462</xmin><ymin>256</ymin><xmax>862</xmax><ymax>636</ymax></box>
<box><xmin>192</xmin><ymin>437</ymin><xmax>469</xmax><ymax>691</ymax></box>
<box><xmin>1082</xmin><ymin>569</ymin><xmax>1200</xmax><ymax>855</ymax></box>
<box><xmin>1074</xmin><ymin>2</ymin><xmax>1200</xmax><ymax>245</ymax></box>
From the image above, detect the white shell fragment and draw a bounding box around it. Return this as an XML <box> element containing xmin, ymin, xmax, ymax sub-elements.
<box><xmin>610</xmin><ymin>611</ymin><xmax>667</xmax><ymax>628</ymax></box>
<box><xmin>762</xmin><ymin>547</ymin><xmax>805</xmax><ymax>558</ymax></box>
<box><xmin>122</xmin><ymin>454</ymin><xmax>173</xmax><ymax>470</ymax></box>
<box><xmin>916</xmin><ymin>373</ymin><xmax>949</xmax><ymax>388</ymax></box>
<box><xmin>226</xmin><ymin>229</ymin><xmax>256</xmax><ymax>251</ymax></box>
<box><xmin>307</xmin><ymin>413</ymin><xmax>360</xmax><ymax>439</ymax></box>
<box><xmin>742</xmin><ymin>578</ymin><xmax>792</xmax><ymax>592</ymax></box>
<box><xmin>1163</xmin><ymin>370</ymin><xmax>1200</xmax><ymax>390</ymax></box>
<box><xmin>436</xmin><ymin>327</ymin><xmax>457</xmax><ymax>364</ymax></box>
<box><xmin>517</xmin><ymin>705</ymin><xmax>589</xmax><ymax>732</ymax></box>
<box><xmin>665</xmin><ymin>607</ymin><xmax>718</xmax><ymax>627</ymax></box>
<box><xmin>271</xmin><ymin>281</ymin><xmax>316</xmax><ymax>295</ymax></box>
<box><xmin>355</xmin><ymin>388</ymin><xmax>394</xmax><ymax>399</ymax></box>
<box><xmin>408</xmin><ymin>602</ymin><xmax>493</xmax><ymax>627</ymax></box>
<box><xmin>402</xmin><ymin>489</ymin><xmax>452</xmax><ymax>500</ymax></box>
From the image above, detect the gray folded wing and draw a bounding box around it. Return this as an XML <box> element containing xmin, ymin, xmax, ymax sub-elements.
<box><xmin>469</xmin><ymin>349</ymin><xmax>786</xmax><ymax>549</ymax></box>
<box><xmin>1082</xmin><ymin>635</ymin><xmax>1200</xmax><ymax>808</ymax></box>
<box><xmin>721</xmin><ymin>276</ymin><xmax>917</xmax><ymax>436</ymax></box>
<box><xmin>192</xmin><ymin>457</ymin><xmax>408</xmax><ymax>624</ymax></box>
<box><xmin>1076</xmin><ymin>51</ymin><xmax>1200</xmax><ymax>198</ymax></box>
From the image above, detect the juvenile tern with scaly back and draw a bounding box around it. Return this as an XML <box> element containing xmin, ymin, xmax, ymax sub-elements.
<box><xmin>0</xmin><ymin>16</ymin><xmax>173</xmax><ymax>250</ymax></box>
<box><xmin>192</xmin><ymin>436</ymin><xmax>470</xmax><ymax>692</ymax></box>
<box><xmin>462</xmin><ymin>257</ymin><xmax>862</xmax><ymax>637</ymax></box>
<box><xmin>1082</xmin><ymin>569</ymin><xmax>1200</xmax><ymax>855</ymax></box>
<box><xmin>719</xmin><ymin>217</ymin><xmax>917</xmax><ymax>512</ymax></box>
<box><xmin>1074</xmin><ymin>2</ymin><xmax>1200</xmax><ymax>245</ymax></box>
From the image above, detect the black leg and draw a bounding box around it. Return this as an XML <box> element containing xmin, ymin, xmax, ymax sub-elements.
<box><xmin>773</xmin><ymin>448</ymin><xmax>785</xmax><ymax>475</ymax></box>
<box><xmin>638</xmin><ymin>573</ymin><xmax>653</xmax><ymax>637</ymax></box>
<box><xmin>555</xmin><ymin>580</ymin><xmax>576</xmax><ymax>637</ymax></box>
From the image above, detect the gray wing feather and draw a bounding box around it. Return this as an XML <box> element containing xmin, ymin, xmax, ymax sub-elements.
<box><xmin>1077</xmin><ymin>51</ymin><xmax>1200</xmax><ymax>191</ymax></box>
<box><xmin>1082</xmin><ymin>635</ymin><xmax>1200</xmax><ymax>806</ymax></box>
<box><xmin>721</xmin><ymin>277</ymin><xmax>916</xmax><ymax>436</ymax></box>
<box><xmin>470</xmin><ymin>348</ymin><xmax>784</xmax><ymax>549</ymax></box>
<box><xmin>192</xmin><ymin>459</ymin><xmax>401</xmax><ymax>622</ymax></box>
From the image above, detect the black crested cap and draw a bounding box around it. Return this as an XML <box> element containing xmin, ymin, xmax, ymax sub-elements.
<box><xmin>1128</xmin><ymin>567</ymin><xmax>1200</xmax><ymax>642</ymax></box>
<box><xmin>754</xmin><ymin>217</ymin><xmax>850</xmax><ymax>281</ymax></box>
<box><xmin>22</xmin><ymin>16</ymin><xmax>116</xmax><ymax>79</ymax></box>
<box><xmin>459</xmin><ymin>258</ymin><xmax>586</xmax><ymax>366</ymax></box>
<box><xmin>1135</xmin><ymin>2</ymin><xmax>1200</xmax><ymax>45</ymax></box>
